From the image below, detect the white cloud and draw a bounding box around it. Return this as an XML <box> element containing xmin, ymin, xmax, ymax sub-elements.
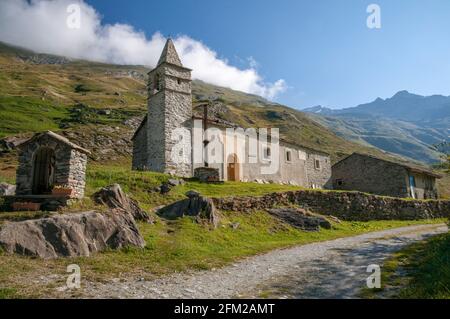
<box><xmin>0</xmin><ymin>0</ymin><xmax>287</xmax><ymax>99</ymax></box>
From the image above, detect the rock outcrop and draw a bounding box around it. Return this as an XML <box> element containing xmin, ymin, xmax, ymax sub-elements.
<box><xmin>213</xmin><ymin>190</ymin><xmax>450</xmax><ymax>221</ymax></box>
<box><xmin>0</xmin><ymin>209</ymin><xmax>145</xmax><ymax>259</ymax></box>
<box><xmin>158</xmin><ymin>191</ymin><xmax>220</xmax><ymax>228</ymax></box>
<box><xmin>267</xmin><ymin>207</ymin><xmax>332</xmax><ymax>231</ymax></box>
<box><xmin>92</xmin><ymin>184</ymin><xmax>153</xmax><ymax>223</ymax></box>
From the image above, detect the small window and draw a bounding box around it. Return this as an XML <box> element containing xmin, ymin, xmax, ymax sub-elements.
<box><xmin>314</xmin><ymin>159</ymin><xmax>321</xmax><ymax>170</ymax></box>
<box><xmin>336</xmin><ymin>179</ymin><xmax>343</xmax><ymax>186</ymax></box>
<box><xmin>286</xmin><ymin>150</ymin><xmax>292</xmax><ymax>162</ymax></box>
<box><xmin>177</xmin><ymin>78</ymin><xmax>181</xmax><ymax>85</ymax></box>
<box><xmin>264</xmin><ymin>147</ymin><xmax>271</xmax><ymax>159</ymax></box>
<box><xmin>154</xmin><ymin>74</ymin><xmax>162</xmax><ymax>91</ymax></box>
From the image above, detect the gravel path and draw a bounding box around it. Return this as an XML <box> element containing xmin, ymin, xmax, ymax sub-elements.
<box><xmin>78</xmin><ymin>223</ymin><xmax>447</xmax><ymax>299</ymax></box>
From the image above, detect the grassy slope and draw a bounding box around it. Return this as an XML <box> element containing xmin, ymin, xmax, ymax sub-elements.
<box><xmin>0</xmin><ymin>163</ymin><xmax>447</xmax><ymax>298</ymax></box>
<box><xmin>364</xmin><ymin>232</ymin><xmax>450</xmax><ymax>299</ymax></box>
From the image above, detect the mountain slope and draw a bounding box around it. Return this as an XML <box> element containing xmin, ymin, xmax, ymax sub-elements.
<box><xmin>303</xmin><ymin>91</ymin><xmax>449</xmax><ymax>163</ymax></box>
<box><xmin>0</xmin><ymin>41</ymin><xmax>429</xmax><ymax>166</ymax></box>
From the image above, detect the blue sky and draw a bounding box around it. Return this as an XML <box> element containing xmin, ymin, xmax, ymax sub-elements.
<box><xmin>81</xmin><ymin>1</ymin><xmax>450</xmax><ymax>108</ymax></box>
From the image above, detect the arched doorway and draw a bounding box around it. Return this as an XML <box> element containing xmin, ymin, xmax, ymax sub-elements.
<box><xmin>227</xmin><ymin>153</ymin><xmax>240</xmax><ymax>181</ymax></box>
<box><xmin>32</xmin><ymin>147</ymin><xmax>56</xmax><ymax>195</ymax></box>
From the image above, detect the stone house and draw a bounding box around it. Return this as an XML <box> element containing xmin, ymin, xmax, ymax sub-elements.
<box><xmin>331</xmin><ymin>153</ymin><xmax>441</xmax><ymax>199</ymax></box>
<box><xmin>132</xmin><ymin>39</ymin><xmax>332</xmax><ymax>188</ymax></box>
<box><xmin>15</xmin><ymin>131</ymin><xmax>90</xmax><ymax>199</ymax></box>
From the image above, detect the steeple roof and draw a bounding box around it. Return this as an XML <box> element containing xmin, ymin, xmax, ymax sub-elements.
<box><xmin>157</xmin><ymin>38</ymin><xmax>183</xmax><ymax>67</ymax></box>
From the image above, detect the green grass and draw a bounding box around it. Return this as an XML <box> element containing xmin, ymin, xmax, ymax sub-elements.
<box><xmin>0</xmin><ymin>96</ymin><xmax>69</xmax><ymax>138</ymax></box>
<box><xmin>84</xmin><ymin>164</ymin><xmax>303</xmax><ymax>210</ymax></box>
<box><xmin>0</xmin><ymin>288</ymin><xmax>18</xmax><ymax>299</ymax></box>
<box><xmin>365</xmin><ymin>231</ymin><xmax>450</xmax><ymax>299</ymax></box>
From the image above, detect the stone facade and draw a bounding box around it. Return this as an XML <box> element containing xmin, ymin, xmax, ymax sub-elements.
<box><xmin>15</xmin><ymin>131</ymin><xmax>90</xmax><ymax>199</ymax></box>
<box><xmin>331</xmin><ymin>153</ymin><xmax>440</xmax><ymax>199</ymax></box>
<box><xmin>212</xmin><ymin>190</ymin><xmax>450</xmax><ymax>221</ymax></box>
<box><xmin>131</xmin><ymin>118</ymin><xmax>148</xmax><ymax>170</ymax></box>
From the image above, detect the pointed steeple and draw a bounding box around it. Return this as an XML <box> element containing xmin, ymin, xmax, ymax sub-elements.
<box><xmin>157</xmin><ymin>38</ymin><xmax>183</xmax><ymax>67</ymax></box>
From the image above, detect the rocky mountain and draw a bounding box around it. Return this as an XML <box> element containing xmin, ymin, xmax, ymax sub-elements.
<box><xmin>0</xmin><ymin>41</ymin><xmax>436</xmax><ymax>168</ymax></box>
<box><xmin>303</xmin><ymin>91</ymin><xmax>450</xmax><ymax>163</ymax></box>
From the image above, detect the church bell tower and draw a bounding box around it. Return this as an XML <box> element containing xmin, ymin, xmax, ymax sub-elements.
<box><xmin>146</xmin><ymin>39</ymin><xmax>193</xmax><ymax>176</ymax></box>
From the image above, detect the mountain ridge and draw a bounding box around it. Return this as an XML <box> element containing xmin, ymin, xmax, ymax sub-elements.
<box><xmin>302</xmin><ymin>90</ymin><xmax>449</xmax><ymax>163</ymax></box>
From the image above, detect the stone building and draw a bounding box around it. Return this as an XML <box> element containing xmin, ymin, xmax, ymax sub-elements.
<box><xmin>132</xmin><ymin>39</ymin><xmax>332</xmax><ymax>188</ymax></box>
<box><xmin>15</xmin><ymin>131</ymin><xmax>90</xmax><ymax>199</ymax></box>
<box><xmin>331</xmin><ymin>153</ymin><xmax>441</xmax><ymax>199</ymax></box>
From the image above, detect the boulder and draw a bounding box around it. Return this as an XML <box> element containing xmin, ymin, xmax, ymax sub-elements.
<box><xmin>0</xmin><ymin>183</ymin><xmax>15</xmax><ymax>196</ymax></box>
<box><xmin>0</xmin><ymin>209</ymin><xmax>145</xmax><ymax>259</ymax></box>
<box><xmin>267</xmin><ymin>207</ymin><xmax>332</xmax><ymax>231</ymax></box>
<box><xmin>158</xmin><ymin>191</ymin><xmax>220</xmax><ymax>228</ymax></box>
<box><xmin>168</xmin><ymin>179</ymin><xmax>185</xmax><ymax>186</ymax></box>
<box><xmin>92</xmin><ymin>184</ymin><xmax>153</xmax><ymax>223</ymax></box>
<box><xmin>159</xmin><ymin>182</ymin><xmax>173</xmax><ymax>194</ymax></box>
<box><xmin>159</xmin><ymin>179</ymin><xmax>184</xmax><ymax>194</ymax></box>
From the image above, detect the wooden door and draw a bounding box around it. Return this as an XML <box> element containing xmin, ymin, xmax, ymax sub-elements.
<box><xmin>32</xmin><ymin>148</ymin><xmax>55</xmax><ymax>194</ymax></box>
<box><xmin>227</xmin><ymin>154</ymin><xmax>239</xmax><ymax>181</ymax></box>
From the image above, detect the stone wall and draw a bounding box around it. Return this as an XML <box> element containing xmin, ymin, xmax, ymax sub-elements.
<box><xmin>306</xmin><ymin>152</ymin><xmax>332</xmax><ymax>189</ymax></box>
<box><xmin>212</xmin><ymin>190</ymin><xmax>450</xmax><ymax>221</ymax></box>
<box><xmin>194</xmin><ymin>167</ymin><xmax>220</xmax><ymax>182</ymax></box>
<box><xmin>163</xmin><ymin>90</ymin><xmax>192</xmax><ymax>177</ymax></box>
<box><xmin>132</xmin><ymin>120</ymin><xmax>148</xmax><ymax>170</ymax></box>
<box><xmin>408</xmin><ymin>172</ymin><xmax>439</xmax><ymax>200</ymax></box>
<box><xmin>68</xmin><ymin>149</ymin><xmax>88</xmax><ymax>198</ymax></box>
<box><xmin>147</xmin><ymin>91</ymin><xmax>166</xmax><ymax>173</ymax></box>
<box><xmin>331</xmin><ymin>153</ymin><xmax>410</xmax><ymax>198</ymax></box>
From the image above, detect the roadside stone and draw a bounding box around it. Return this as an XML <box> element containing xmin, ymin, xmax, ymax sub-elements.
<box><xmin>267</xmin><ymin>207</ymin><xmax>331</xmax><ymax>231</ymax></box>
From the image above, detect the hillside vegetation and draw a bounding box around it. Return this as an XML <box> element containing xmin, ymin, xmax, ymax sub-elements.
<box><xmin>0</xmin><ymin>41</ymin><xmax>412</xmax><ymax>165</ymax></box>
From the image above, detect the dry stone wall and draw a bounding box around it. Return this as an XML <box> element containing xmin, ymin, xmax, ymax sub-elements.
<box><xmin>212</xmin><ymin>190</ymin><xmax>450</xmax><ymax>221</ymax></box>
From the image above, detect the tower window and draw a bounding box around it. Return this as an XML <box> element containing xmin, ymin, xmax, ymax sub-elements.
<box><xmin>177</xmin><ymin>78</ymin><xmax>181</xmax><ymax>85</ymax></box>
<box><xmin>154</xmin><ymin>74</ymin><xmax>162</xmax><ymax>91</ymax></box>
<box><xmin>286</xmin><ymin>150</ymin><xmax>292</xmax><ymax>162</ymax></box>
<box><xmin>314</xmin><ymin>159</ymin><xmax>321</xmax><ymax>170</ymax></box>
